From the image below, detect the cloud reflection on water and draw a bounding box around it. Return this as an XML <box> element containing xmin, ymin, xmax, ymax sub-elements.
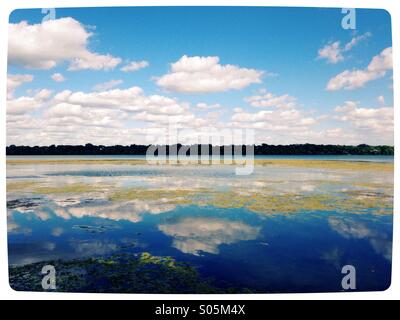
<box><xmin>158</xmin><ymin>217</ymin><xmax>260</xmax><ymax>256</ymax></box>
<box><xmin>328</xmin><ymin>216</ymin><xmax>392</xmax><ymax>260</ymax></box>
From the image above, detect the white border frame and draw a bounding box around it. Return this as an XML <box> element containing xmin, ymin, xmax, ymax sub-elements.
<box><xmin>0</xmin><ymin>0</ymin><xmax>398</xmax><ymax>300</ymax></box>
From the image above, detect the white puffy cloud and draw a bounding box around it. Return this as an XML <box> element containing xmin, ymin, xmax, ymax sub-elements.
<box><xmin>318</xmin><ymin>33</ymin><xmax>371</xmax><ymax>64</ymax></box>
<box><xmin>326</xmin><ymin>47</ymin><xmax>392</xmax><ymax>90</ymax></box>
<box><xmin>377</xmin><ymin>95</ymin><xmax>385</xmax><ymax>105</ymax></box>
<box><xmin>231</xmin><ymin>108</ymin><xmax>317</xmax><ymax>130</ymax></box>
<box><xmin>7</xmin><ymin>74</ymin><xmax>33</xmax><ymax>99</ymax></box>
<box><xmin>195</xmin><ymin>102</ymin><xmax>221</xmax><ymax>110</ymax></box>
<box><xmin>132</xmin><ymin>111</ymin><xmax>195</xmax><ymax>124</ymax></box>
<box><xmin>245</xmin><ymin>91</ymin><xmax>296</xmax><ymax>108</ymax></box>
<box><xmin>318</xmin><ymin>41</ymin><xmax>344</xmax><ymax>64</ymax></box>
<box><xmin>44</xmin><ymin>103</ymin><xmax>124</xmax><ymax>128</ymax></box>
<box><xmin>120</xmin><ymin>60</ymin><xmax>149</xmax><ymax>72</ymax></box>
<box><xmin>232</xmin><ymin>89</ymin><xmax>318</xmax><ymax>135</ymax></box>
<box><xmin>6</xmin><ymin>69</ymin><xmax>393</xmax><ymax>146</ymax></box>
<box><xmin>68</xmin><ymin>53</ymin><xmax>121</xmax><ymax>71</ymax></box>
<box><xmin>54</xmin><ymin>86</ymin><xmax>189</xmax><ymax>116</ymax></box>
<box><xmin>51</xmin><ymin>73</ymin><xmax>66</xmax><ymax>82</ymax></box>
<box><xmin>344</xmin><ymin>32</ymin><xmax>371</xmax><ymax>51</ymax></box>
<box><xmin>227</xmin><ymin>90</ymin><xmax>392</xmax><ymax>145</ymax></box>
<box><xmin>8</xmin><ymin>17</ymin><xmax>121</xmax><ymax>70</ymax></box>
<box><xmin>334</xmin><ymin>100</ymin><xmax>393</xmax><ymax>137</ymax></box>
<box><xmin>7</xmin><ymin>85</ymin><xmax>205</xmax><ymax>145</ymax></box>
<box><xmin>93</xmin><ymin>79</ymin><xmax>123</xmax><ymax>91</ymax></box>
<box><xmin>7</xmin><ymin>89</ymin><xmax>52</xmax><ymax>115</ymax></box>
<box><xmin>156</xmin><ymin>55</ymin><xmax>263</xmax><ymax>93</ymax></box>
<box><xmin>41</xmin><ymin>86</ymin><xmax>197</xmax><ymax>137</ymax></box>
<box><xmin>7</xmin><ymin>115</ymin><xmax>149</xmax><ymax>146</ymax></box>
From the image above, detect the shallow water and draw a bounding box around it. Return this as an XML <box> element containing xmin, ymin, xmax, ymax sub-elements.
<box><xmin>7</xmin><ymin>156</ymin><xmax>393</xmax><ymax>292</ymax></box>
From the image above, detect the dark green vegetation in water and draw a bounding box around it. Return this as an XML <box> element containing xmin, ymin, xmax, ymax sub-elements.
<box><xmin>9</xmin><ymin>253</ymin><xmax>253</xmax><ymax>293</ymax></box>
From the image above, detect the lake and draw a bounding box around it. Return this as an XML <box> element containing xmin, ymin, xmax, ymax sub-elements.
<box><xmin>7</xmin><ymin>155</ymin><xmax>393</xmax><ymax>293</ymax></box>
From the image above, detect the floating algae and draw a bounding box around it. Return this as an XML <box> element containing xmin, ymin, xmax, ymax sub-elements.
<box><xmin>106</xmin><ymin>182</ymin><xmax>393</xmax><ymax>216</ymax></box>
<box><xmin>8</xmin><ymin>253</ymin><xmax>253</xmax><ymax>293</ymax></box>
<box><xmin>195</xmin><ymin>189</ymin><xmax>392</xmax><ymax>216</ymax></box>
<box><xmin>32</xmin><ymin>183</ymin><xmax>102</xmax><ymax>194</ymax></box>
<box><xmin>254</xmin><ymin>159</ymin><xmax>394</xmax><ymax>172</ymax></box>
<box><xmin>6</xmin><ymin>159</ymin><xmax>148</xmax><ymax>166</ymax></box>
<box><xmin>6</xmin><ymin>158</ymin><xmax>394</xmax><ymax>172</ymax></box>
<box><xmin>7</xmin><ymin>160</ymin><xmax>393</xmax><ymax>218</ymax></box>
<box><xmin>7</xmin><ymin>181</ymin><xmax>41</xmax><ymax>192</ymax></box>
<box><xmin>108</xmin><ymin>188</ymin><xmax>202</xmax><ymax>204</ymax></box>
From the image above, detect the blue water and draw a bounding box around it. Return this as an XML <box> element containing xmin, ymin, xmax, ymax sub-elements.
<box><xmin>8</xmin><ymin>205</ymin><xmax>392</xmax><ymax>292</ymax></box>
<box><xmin>7</xmin><ymin>156</ymin><xmax>393</xmax><ymax>292</ymax></box>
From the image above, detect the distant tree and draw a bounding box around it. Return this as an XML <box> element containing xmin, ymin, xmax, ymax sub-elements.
<box><xmin>6</xmin><ymin>143</ymin><xmax>394</xmax><ymax>156</ymax></box>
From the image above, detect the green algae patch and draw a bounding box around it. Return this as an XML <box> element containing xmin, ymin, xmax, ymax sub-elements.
<box><xmin>245</xmin><ymin>193</ymin><xmax>335</xmax><ymax>214</ymax></box>
<box><xmin>203</xmin><ymin>191</ymin><xmax>253</xmax><ymax>209</ymax></box>
<box><xmin>203</xmin><ymin>191</ymin><xmax>335</xmax><ymax>214</ymax></box>
<box><xmin>33</xmin><ymin>183</ymin><xmax>102</xmax><ymax>194</ymax></box>
<box><xmin>139</xmin><ymin>252</ymin><xmax>187</xmax><ymax>270</ymax></box>
<box><xmin>8</xmin><ymin>253</ymin><xmax>253</xmax><ymax>293</ymax></box>
<box><xmin>6</xmin><ymin>158</ymin><xmax>394</xmax><ymax>173</ymax></box>
<box><xmin>7</xmin><ymin>181</ymin><xmax>40</xmax><ymax>192</ymax></box>
<box><xmin>108</xmin><ymin>184</ymin><xmax>393</xmax><ymax>216</ymax></box>
<box><xmin>254</xmin><ymin>159</ymin><xmax>394</xmax><ymax>172</ymax></box>
<box><xmin>108</xmin><ymin>188</ymin><xmax>201</xmax><ymax>204</ymax></box>
<box><xmin>200</xmin><ymin>189</ymin><xmax>393</xmax><ymax>216</ymax></box>
<box><xmin>336</xmin><ymin>190</ymin><xmax>393</xmax><ymax>215</ymax></box>
<box><xmin>7</xmin><ymin>159</ymin><xmax>148</xmax><ymax>166</ymax></box>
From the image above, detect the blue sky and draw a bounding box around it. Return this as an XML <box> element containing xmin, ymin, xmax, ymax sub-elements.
<box><xmin>7</xmin><ymin>7</ymin><xmax>393</xmax><ymax>146</ymax></box>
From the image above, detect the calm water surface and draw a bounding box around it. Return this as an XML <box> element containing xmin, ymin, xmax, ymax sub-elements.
<box><xmin>7</xmin><ymin>155</ymin><xmax>393</xmax><ymax>292</ymax></box>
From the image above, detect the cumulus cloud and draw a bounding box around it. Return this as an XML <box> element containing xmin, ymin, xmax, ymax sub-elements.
<box><xmin>7</xmin><ymin>89</ymin><xmax>52</xmax><ymax>115</ymax></box>
<box><xmin>8</xmin><ymin>17</ymin><xmax>121</xmax><ymax>70</ymax></box>
<box><xmin>377</xmin><ymin>95</ymin><xmax>385</xmax><ymax>106</ymax></box>
<box><xmin>226</xmin><ymin>90</ymin><xmax>391</xmax><ymax>145</ymax></box>
<box><xmin>344</xmin><ymin>32</ymin><xmax>372</xmax><ymax>51</ymax></box>
<box><xmin>232</xmin><ymin>89</ymin><xmax>318</xmax><ymax>135</ymax></box>
<box><xmin>334</xmin><ymin>100</ymin><xmax>393</xmax><ymax>137</ymax></box>
<box><xmin>245</xmin><ymin>91</ymin><xmax>296</xmax><ymax>108</ymax></box>
<box><xmin>326</xmin><ymin>47</ymin><xmax>392</xmax><ymax>90</ymax></box>
<box><xmin>44</xmin><ymin>102</ymin><xmax>124</xmax><ymax>128</ymax></box>
<box><xmin>156</xmin><ymin>55</ymin><xmax>263</xmax><ymax>93</ymax></box>
<box><xmin>7</xmin><ymin>74</ymin><xmax>33</xmax><ymax>99</ymax></box>
<box><xmin>7</xmin><ymin>85</ymin><xmax>206</xmax><ymax>145</ymax></box>
<box><xmin>45</xmin><ymin>85</ymin><xmax>196</xmax><ymax>134</ymax></box>
<box><xmin>231</xmin><ymin>108</ymin><xmax>317</xmax><ymax>130</ymax></box>
<box><xmin>195</xmin><ymin>102</ymin><xmax>221</xmax><ymax>110</ymax></box>
<box><xmin>120</xmin><ymin>60</ymin><xmax>149</xmax><ymax>72</ymax></box>
<box><xmin>132</xmin><ymin>111</ymin><xmax>195</xmax><ymax>124</ymax></box>
<box><xmin>318</xmin><ymin>41</ymin><xmax>344</xmax><ymax>64</ymax></box>
<box><xmin>318</xmin><ymin>32</ymin><xmax>371</xmax><ymax>64</ymax></box>
<box><xmin>51</xmin><ymin>73</ymin><xmax>66</xmax><ymax>82</ymax></box>
<box><xmin>93</xmin><ymin>79</ymin><xmax>123</xmax><ymax>91</ymax></box>
<box><xmin>54</xmin><ymin>86</ymin><xmax>189</xmax><ymax>116</ymax></box>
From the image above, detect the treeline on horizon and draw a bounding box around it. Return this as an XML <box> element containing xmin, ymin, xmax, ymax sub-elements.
<box><xmin>6</xmin><ymin>143</ymin><xmax>394</xmax><ymax>156</ymax></box>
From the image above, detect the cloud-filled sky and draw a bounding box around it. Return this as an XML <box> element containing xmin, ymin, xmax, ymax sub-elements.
<box><xmin>7</xmin><ymin>7</ymin><xmax>393</xmax><ymax>146</ymax></box>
